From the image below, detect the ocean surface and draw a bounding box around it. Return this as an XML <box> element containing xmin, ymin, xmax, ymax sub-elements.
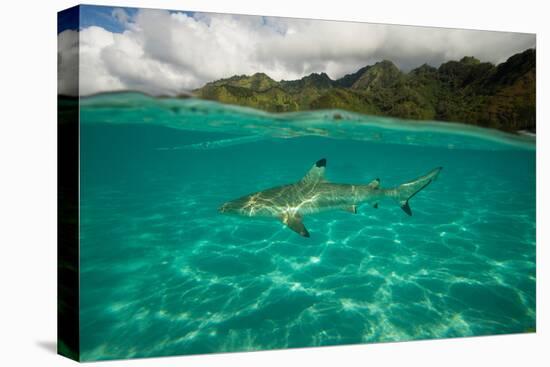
<box><xmin>78</xmin><ymin>92</ymin><xmax>536</xmax><ymax>361</ymax></box>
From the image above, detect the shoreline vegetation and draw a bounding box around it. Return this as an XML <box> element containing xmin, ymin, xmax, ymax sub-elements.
<box><xmin>193</xmin><ymin>49</ymin><xmax>535</xmax><ymax>133</ymax></box>
<box><xmin>64</xmin><ymin>92</ymin><xmax>535</xmax><ymax>151</ymax></box>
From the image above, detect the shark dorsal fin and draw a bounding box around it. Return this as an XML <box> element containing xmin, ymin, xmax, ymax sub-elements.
<box><xmin>300</xmin><ymin>158</ymin><xmax>327</xmax><ymax>185</ymax></box>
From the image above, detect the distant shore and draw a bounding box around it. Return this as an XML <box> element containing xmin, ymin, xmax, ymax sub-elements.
<box><xmin>193</xmin><ymin>49</ymin><xmax>535</xmax><ymax>133</ymax></box>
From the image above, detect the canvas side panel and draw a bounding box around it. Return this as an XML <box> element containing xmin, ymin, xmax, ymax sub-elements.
<box><xmin>57</xmin><ymin>5</ymin><xmax>80</xmax><ymax>362</ymax></box>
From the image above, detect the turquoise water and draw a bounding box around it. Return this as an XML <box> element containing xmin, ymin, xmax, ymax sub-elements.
<box><xmin>78</xmin><ymin>92</ymin><xmax>536</xmax><ymax>361</ymax></box>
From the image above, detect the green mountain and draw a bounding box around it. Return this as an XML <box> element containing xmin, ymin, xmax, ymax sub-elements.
<box><xmin>194</xmin><ymin>49</ymin><xmax>536</xmax><ymax>132</ymax></box>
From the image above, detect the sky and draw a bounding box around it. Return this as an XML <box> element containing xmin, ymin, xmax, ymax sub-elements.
<box><xmin>57</xmin><ymin>5</ymin><xmax>536</xmax><ymax>96</ymax></box>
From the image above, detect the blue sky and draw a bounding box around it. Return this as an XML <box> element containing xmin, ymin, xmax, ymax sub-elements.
<box><xmin>79</xmin><ymin>5</ymin><xmax>137</xmax><ymax>33</ymax></box>
<box><xmin>58</xmin><ymin>5</ymin><xmax>195</xmax><ymax>33</ymax></box>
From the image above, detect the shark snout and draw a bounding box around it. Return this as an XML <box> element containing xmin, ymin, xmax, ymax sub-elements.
<box><xmin>219</xmin><ymin>199</ymin><xmax>248</xmax><ymax>215</ymax></box>
<box><xmin>218</xmin><ymin>202</ymin><xmax>237</xmax><ymax>214</ymax></box>
<box><xmin>218</xmin><ymin>203</ymin><xmax>228</xmax><ymax>213</ymax></box>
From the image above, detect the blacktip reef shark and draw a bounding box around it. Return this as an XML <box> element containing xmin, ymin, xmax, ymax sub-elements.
<box><xmin>219</xmin><ymin>159</ymin><xmax>442</xmax><ymax>237</ymax></box>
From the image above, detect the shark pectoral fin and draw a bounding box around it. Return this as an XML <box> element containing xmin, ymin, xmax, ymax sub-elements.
<box><xmin>368</xmin><ymin>178</ymin><xmax>380</xmax><ymax>189</ymax></box>
<box><xmin>281</xmin><ymin>213</ymin><xmax>310</xmax><ymax>237</ymax></box>
<box><xmin>344</xmin><ymin>205</ymin><xmax>357</xmax><ymax>214</ymax></box>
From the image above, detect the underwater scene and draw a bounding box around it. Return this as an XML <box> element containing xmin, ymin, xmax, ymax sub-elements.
<box><xmin>77</xmin><ymin>92</ymin><xmax>535</xmax><ymax>361</ymax></box>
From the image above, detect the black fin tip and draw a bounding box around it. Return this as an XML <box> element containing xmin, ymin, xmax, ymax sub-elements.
<box><xmin>401</xmin><ymin>202</ymin><xmax>412</xmax><ymax>216</ymax></box>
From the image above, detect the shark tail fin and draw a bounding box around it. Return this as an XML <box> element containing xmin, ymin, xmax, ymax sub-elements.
<box><xmin>393</xmin><ymin>167</ymin><xmax>442</xmax><ymax>216</ymax></box>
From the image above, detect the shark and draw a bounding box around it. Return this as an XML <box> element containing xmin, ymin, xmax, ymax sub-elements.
<box><xmin>218</xmin><ymin>159</ymin><xmax>442</xmax><ymax>237</ymax></box>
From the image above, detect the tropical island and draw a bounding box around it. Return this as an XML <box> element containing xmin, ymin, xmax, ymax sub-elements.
<box><xmin>194</xmin><ymin>48</ymin><xmax>535</xmax><ymax>132</ymax></box>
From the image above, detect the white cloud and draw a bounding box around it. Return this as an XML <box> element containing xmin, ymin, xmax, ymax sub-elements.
<box><xmin>57</xmin><ymin>9</ymin><xmax>536</xmax><ymax>96</ymax></box>
<box><xmin>57</xmin><ymin>29</ymin><xmax>79</xmax><ymax>96</ymax></box>
<box><xmin>111</xmin><ymin>8</ymin><xmax>130</xmax><ymax>26</ymax></box>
